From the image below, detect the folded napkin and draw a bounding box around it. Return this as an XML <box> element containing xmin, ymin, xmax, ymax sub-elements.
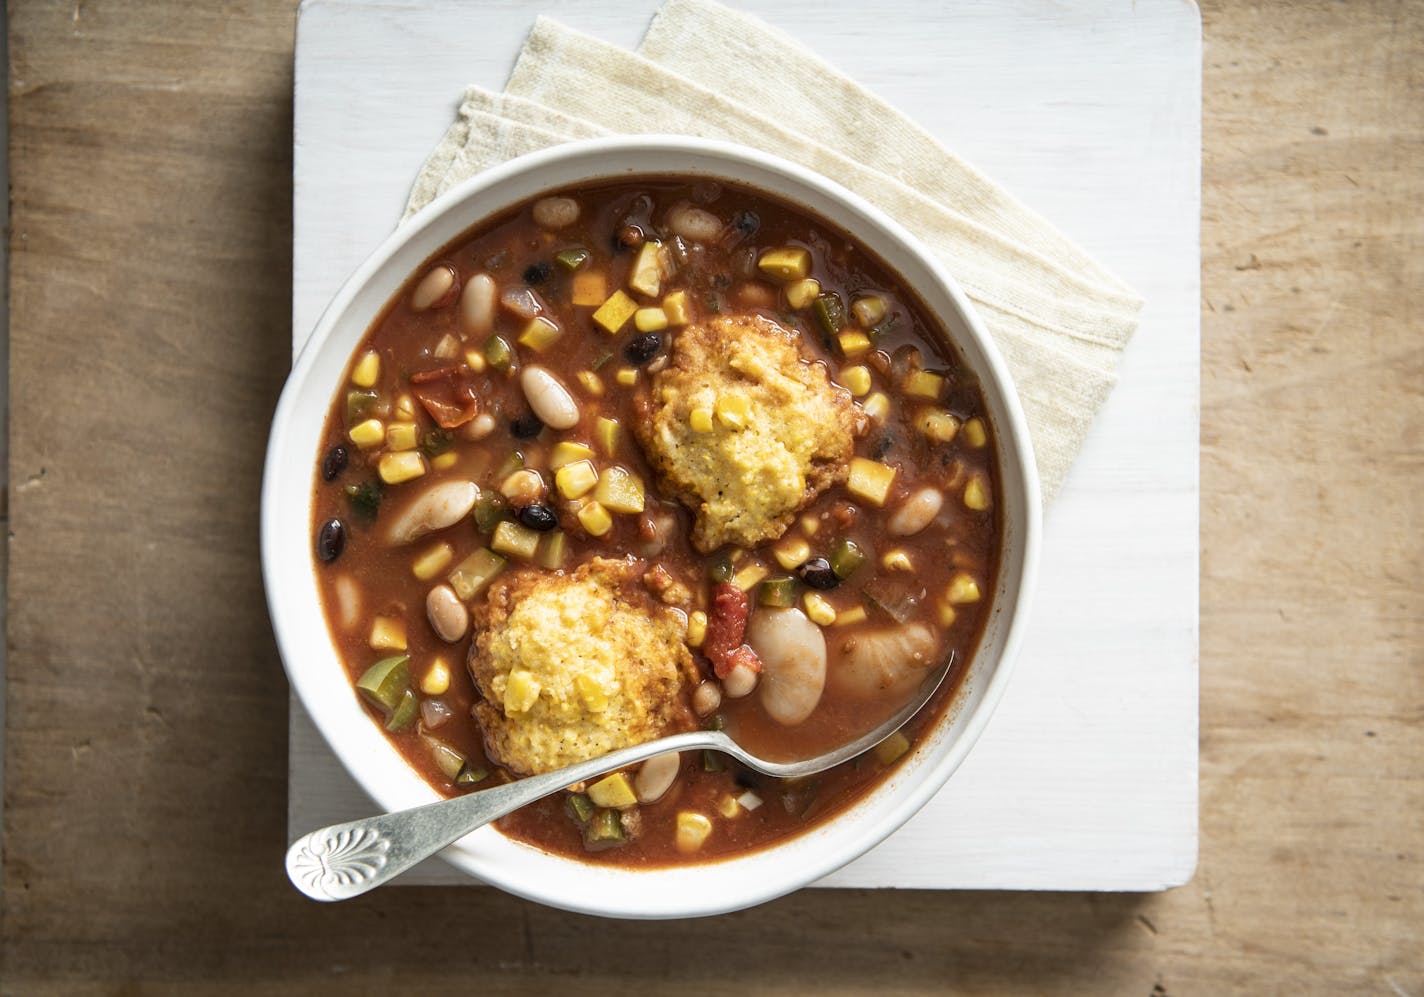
<box><xmin>403</xmin><ymin>0</ymin><xmax>1143</xmax><ymax>501</ymax></box>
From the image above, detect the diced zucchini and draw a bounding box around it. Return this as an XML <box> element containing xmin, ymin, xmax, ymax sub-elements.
<box><xmin>535</xmin><ymin>530</ymin><xmax>567</xmax><ymax>570</ymax></box>
<box><xmin>555</xmin><ymin>460</ymin><xmax>599</xmax><ymax>500</ymax></box>
<box><xmin>491</xmin><ymin>520</ymin><xmax>541</xmax><ymax>561</ymax></box>
<box><xmin>518</xmin><ymin>315</ymin><xmax>562</xmax><ymax>352</ymax></box>
<box><xmin>813</xmin><ymin>292</ymin><xmax>846</xmax><ymax>339</ymax></box>
<box><xmin>555</xmin><ymin>248</ymin><xmax>590</xmax><ymax>271</ymax></box>
<box><xmin>356</xmin><ymin>655</ymin><xmax>410</xmax><ymax>711</ymax></box>
<box><xmin>757</xmin><ymin>576</ymin><xmax>799</xmax><ymax>608</ymax></box>
<box><xmin>903</xmin><ymin>370</ymin><xmax>946</xmax><ymax>400</ymax></box>
<box><xmin>846</xmin><ymin>457</ymin><xmax>896</xmax><ymax>506</ymax></box>
<box><xmin>594</xmin><ymin>466</ymin><xmax>645</xmax><ymax>514</ymax></box>
<box><xmin>447</xmin><ymin>548</ymin><xmax>506</xmax><ymax>601</ymax></box>
<box><xmin>588</xmin><ymin>772</ymin><xmax>638</xmax><ymax>809</ymax></box>
<box><xmin>411</xmin><ymin>542</ymin><xmax>454</xmax><ymax>581</ymax></box>
<box><xmin>584</xmin><ymin>809</ymin><xmax>626</xmax><ymax>850</ymax></box>
<box><xmin>473</xmin><ymin>493</ymin><xmax>509</xmax><ymax>533</ymax></box>
<box><xmin>634</xmin><ymin>307</ymin><xmax>668</xmax><ymax>332</ymax></box>
<box><xmin>837</xmin><ymin>330</ymin><xmax>872</xmax><ymax>358</ymax></box>
<box><xmin>483</xmin><ymin>335</ymin><xmax>514</xmax><ymax>373</ymax></box>
<box><xmin>368</xmin><ymin>615</ymin><xmax>407</xmax><ymax>651</ymax></box>
<box><xmin>425</xmin><ymin>738</ymin><xmax>467</xmax><ymax>781</ymax></box>
<box><xmin>662</xmin><ymin>289</ymin><xmax>692</xmax><ymax>326</ymax></box>
<box><xmin>572</xmin><ymin>270</ymin><xmax>608</xmax><ymax>306</ymax></box>
<box><xmin>595</xmin><ymin>417</ymin><xmax>620</xmax><ymax>456</ymax></box>
<box><xmin>829</xmin><ymin>539</ymin><xmax>866</xmax><ymax>580</ymax></box>
<box><xmin>550</xmin><ymin>441</ymin><xmax>597</xmax><ymax>470</ymax></box>
<box><xmin>756</xmin><ymin>247</ymin><xmax>811</xmax><ymax>282</ymax></box>
<box><xmin>566</xmin><ymin>792</ymin><xmax>596</xmax><ymax>823</ymax></box>
<box><xmin>385</xmin><ymin>689</ymin><xmax>419</xmax><ymax>732</ymax></box>
<box><xmin>627</xmin><ymin>241</ymin><xmax>665</xmax><ymax>297</ymax></box>
<box><xmin>346</xmin><ymin>389</ymin><xmax>379</xmax><ymax>424</ymax></box>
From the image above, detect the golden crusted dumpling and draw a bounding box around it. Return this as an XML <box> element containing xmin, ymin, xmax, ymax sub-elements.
<box><xmin>634</xmin><ymin>314</ymin><xmax>862</xmax><ymax>552</ymax></box>
<box><xmin>467</xmin><ymin>557</ymin><xmax>696</xmax><ymax>775</ymax></box>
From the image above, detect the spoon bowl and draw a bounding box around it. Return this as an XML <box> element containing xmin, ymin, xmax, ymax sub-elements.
<box><xmin>286</xmin><ymin>651</ymin><xmax>954</xmax><ymax>901</ymax></box>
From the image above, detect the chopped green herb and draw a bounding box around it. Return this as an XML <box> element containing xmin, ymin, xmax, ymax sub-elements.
<box><xmin>420</xmin><ymin>428</ymin><xmax>454</xmax><ymax>455</ymax></box>
<box><xmin>555</xmin><ymin>248</ymin><xmax>590</xmax><ymax>271</ymax></box>
<box><xmin>344</xmin><ymin>480</ymin><xmax>383</xmax><ymax>521</ymax></box>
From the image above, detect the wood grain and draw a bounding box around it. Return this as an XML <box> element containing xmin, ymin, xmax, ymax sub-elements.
<box><xmin>2</xmin><ymin>1</ymin><xmax>1420</xmax><ymax>994</ymax></box>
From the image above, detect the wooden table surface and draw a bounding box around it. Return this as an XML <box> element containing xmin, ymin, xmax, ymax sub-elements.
<box><xmin>3</xmin><ymin>1</ymin><xmax>1419</xmax><ymax>993</ymax></box>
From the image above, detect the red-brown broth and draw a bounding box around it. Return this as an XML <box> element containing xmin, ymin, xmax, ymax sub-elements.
<box><xmin>311</xmin><ymin>177</ymin><xmax>1001</xmax><ymax>866</ymax></box>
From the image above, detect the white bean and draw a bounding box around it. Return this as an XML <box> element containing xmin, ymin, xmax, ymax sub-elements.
<box><xmin>722</xmin><ymin>661</ymin><xmax>759</xmax><ymax>699</ymax></box>
<box><xmin>634</xmin><ymin>752</ymin><xmax>681</xmax><ymax>803</ymax></box>
<box><xmin>532</xmin><ymin>196</ymin><xmax>580</xmax><ymax>229</ymax></box>
<box><xmin>519</xmin><ymin>365</ymin><xmax>579</xmax><ymax>430</ymax></box>
<box><xmin>829</xmin><ymin>623</ymin><xmax>937</xmax><ymax>700</ymax></box>
<box><xmin>411</xmin><ymin>263</ymin><xmax>457</xmax><ymax>311</ymax></box>
<box><xmin>460</xmin><ymin>273</ymin><xmax>497</xmax><ymax>336</ymax></box>
<box><xmin>666</xmin><ymin>203</ymin><xmax>724</xmax><ymax>243</ymax></box>
<box><xmin>333</xmin><ymin>574</ymin><xmax>361</xmax><ymax>630</ymax></box>
<box><xmin>887</xmin><ymin>486</ymin><xmax>944</xmax><ymax>537</ymax></box>
<box><xmin>691</xmin><ymin>680</ymin><xmax>722</xmax><ymax>717</ymax></box>
<box><xmin>748</xmin><ymin>607</ymin><xmax>826</xmax><ymax>726</ymax></box>
<box><xmin>426</xmin><ymin>584</ymin><xmax>469</xmax><ymax>643</ymax></box>
<box><xmin>462</xmin><ymin>412</ymin><xmax>496</xmax><ymax>441</ymax></box>
<box><xmin>383</xmin><ymin>480</ymin><xmax>480</xmax><ymax>545</ymax></box>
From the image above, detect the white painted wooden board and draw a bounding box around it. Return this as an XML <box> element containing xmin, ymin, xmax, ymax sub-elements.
<box><xmin>288</xmin><ymin>0</ymin><xmax>1200</xmax><ymax>890</ymax></box>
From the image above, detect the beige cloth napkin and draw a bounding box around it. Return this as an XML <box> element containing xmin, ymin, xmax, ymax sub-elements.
<box><xmin>404</xmin><ymin>0</ymin><xmax>1143</xmax><ymax>501</ymax></box>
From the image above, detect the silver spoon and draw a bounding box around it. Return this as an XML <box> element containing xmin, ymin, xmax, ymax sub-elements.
<box><xmin>286</xmin><ymin>651</ymin><xmax>953</xmax><ymax>901</ymax></box>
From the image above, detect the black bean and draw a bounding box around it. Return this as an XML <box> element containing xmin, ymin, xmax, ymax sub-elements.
<box><xmin>871</xmin><ymin>433</ymin><xmax>895</xmax><ymax>460</ymax></box>
<box><xmin>624</xmin><ymin>332</ymin><xmax>664</xmax><ymax>365</ymax></box>
<box><xmin>510</xmin><ymin>412</ymin><xmax>544</xmax><ymax>439</ymax></box>
<box><xmin>614</xmin><ymin>224</ymin><xmax>644</xmax><ymax>250</ymax></box>
<box><xmin>516</xmin><ymin>504</ymin><xmax>559</xmax><ymax>532</ymax></box>
<box><xmin>321</xmin><ymin>445</ymin><xmax>349</xmax><ymax>481</ymax></box>
<box><xmin>733</xmin><ymin>210</ymin><xmax>760</xmax><ymax>236</ymax></box>
<box><xmin>522</xmin><ymin>261</ymin><xmax>552</xmax><ymax>285</ymax></box>
<box><xmin>316</xmin><ymin>519</ymin><xmax>346</xmax><ymax>563</ymax></box>
<box><xmin>798</xmin><ymin>557</ymin><xmax>839</xmax><ymax>590</ymax></box>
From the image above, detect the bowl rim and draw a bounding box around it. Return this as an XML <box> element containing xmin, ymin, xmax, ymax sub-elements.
<box><xmin>263</xmin><ymin>134</ymin><xmax>1041</xmax><ymax>918</ymax></box>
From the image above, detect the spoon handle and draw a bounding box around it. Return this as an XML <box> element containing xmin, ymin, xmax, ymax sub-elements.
<box><xmin>285</xmin><ymin>729</ymin><xmax>722</xmax><ymax>901</ymax></box>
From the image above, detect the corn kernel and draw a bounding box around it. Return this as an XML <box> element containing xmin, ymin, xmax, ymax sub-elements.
<box><xmin>576</xmin><ymin>370</ymin><xmax>604</xmax><ymax>396</ymax></box>
<box><xmin>937</xmin><ymin>601</ymin><xmax>959</xmax><ymax>627</ymax></box>
<box><xmin>963</xmin><ymin>418</ymin><xmax>988</xmax><ymax>448</ymax></box>
<box><xmin>411</xmin><ymin>542</ymin><xmax>454</xmax><ymax>581</ymax></box>
<box><xmin>571</xmin><ymin>271</ymin><xmax>608</xmax><ymax>307</ymax></box>
<box><xmin>732</xmin><ymin>562</ymin><xmax>768</xmax><ymax>592</ymax></box>
<box><xmin>688</xmin><ymin>610</ymin><xmax>708</xmax><ymax>648</ymax></box>
<box><xmin>595</xmin><ymin>417</ymin><xmax>620</xmax><ymax>456</ymax></box>
<box><xmin>420</xmin><ymin>658</ymin><xmax>451</xmax><ymax>696</ymax></box>
<box><xmin>504</xmin><ymin>669</ymin><xmax>541</xmax><ymax>714</ymax></box>
<box><xmin>947</xmin><ymin>572</ymin><xmax>981</xmax><ymax>604</ymax></box>
<box><xmin>963</xmin><ymin>474</ymin><xmax>992</xmax><ymax>511</ymax></box>
<box><xmin>592</xmin><ymin>290</ymin><xmax>639</xmax><ymax>333</ymax></box>
<box><xmin>378</xmin><ymin>451</ymin><xmax>427</xmax><ymax>484</ymax></box>
<box><xmin>717</xmin><ymin>795</ymin><xmax>742</xmax><ymax>819</ymax></box>
<box><xmin>903</xmin><ymin>370</ymin><xmax>946</xmax><ymax>400</ymax></box>
<box><xmin>634</xmin><ymin>307</ymin><xmax>668</xmax><ymax>332</ymax></box>
<box><xmin>785</xmin><ymin>278</ymin><xmax>820</xmax><ymax>310</ymax></box>
<box><xmin>575</xmin><ymin>673</ymin><xmax>609</xmax><ymax>713</ymax></box>
<box><xmin>590</xmin><ymin>772</ymin><xmax>638</xmax><ymax>809</ymax></box>
<box><xmin>351</xmin><ymin>350</ymin><xmax>380</xmax><ymax>388</ymax></box>
<box><xmin>800</xmin><ymin>513</ymin><xmax>820</xmax><ymax>536</ymax></box>
<box><xmin>368</xmin><ymin>616</ymin><xmax>407</xmax><ymax>651</ymax></box>
<box><xmin>847</xmin><ymin>457</ymin><xmax>897</xmax><ymax>506</ymax></box>
<box><xmin>862</xmin><ymin>392</ymin><xmax>890</xmax><ymax>422</ymax></box>
<box><xmin>676</xmin><ymin>811</ymin><xmax>714</xmax><ymax>853</ymax></box>
<box><xmin>915</xmin><ymin>408</ymin><xmax>960</xmax><ymax>443</ymax></box>
<box><xmin>594</xmin><ymin>465</ymin><xmax>646</xmax><ymax>514</ymax></box>
<box><xmin>881</xmin><ymin>549</ymin><xmax>914</xmax><ymax>572</ymax></box>
<box><xmin>431</xmin><ymin>451</ymin><xmax>458</xmax><ymax>471</ymax></box>
<box><xmin>851</xmin><ymin>295</ymin><xmax>887</xmax><ymax>328</ymax></box>
<box><xmin>385</xmin><ymin>421</ymin><xmax>419</xmax><ymax>451</ymax></box>
<box><xmin>803</xmin><ymin>592</ymin><xmax>836</xmax><ymax>626</ymax></box>
<box><xmin>874</xmin><ymin>731</ymin><xmax>911</xmax><ymax>766</ymax></box>
<box><xmin>348</xmin><ymin>418</ymin><xmax>385</xmax><ymax>449</ymax></box>
<box><xmin>838</xmin><ymin>330</ymin><xmax>872</xmax><ymax>358</ymax></box>
<box><xmin>556</xmin><ymin>459</ymin><xmax>598</xmax><ymax>500</ymax></box>
<box><xmin>834</xmin><ymin>605</ymin><xmax>868</xmax><ymax>627</ymax></box>
<box><xmin>518</xmin><ymin>315</ymin><xmax>562</xmax><ymax>352</ymax></box>
<box><xmin>840</xmin><ymin>365</ymin><xmax>872</xmax><ymax>397</ymax></box>
<box><xmin>491</xmin><ymin>520</ymin><xmax>541</xmax><ymax>561</ymax></box>
<box><xmin>773</xmin><ymin>537</ymin><xmax>811</xmax><ymax>570</ymax></box>
<box><xmin>394</xmin><ymin>393</ymin><xmax>417</xmax><ymax>419</ymax></box>
<box><xmin>577</xmin><ymin>500</ymin><xmax>613</xmax><ymax>537</ymax></box>
<box><xmin>728</xmin><ymin>352</ymin><xmax>768</xmax><ymax>379</ymax></box>
<box><xmin>464</xmin><ymin>348</ymin><xmax>487</xmax><ymax>374</ymax></box>
<box><xmin>550</xmin><ymin>441</ymin><xmax>596</xmax><ymax>470</ymax></box>
<box><xmin>756</xmin><ymin>247</ymin><xmax>811</xmax><ymax>282</ymax></box>
<box><xmin>689</xmin><ymin>407</ymin><xmax>715</xmax><ymax>433</ymax></box>
<box><xmin>663</xmin><ymin>289</ymin><xmax>692</xmax><ymax>326</ymax></box>
<box><xmin>615</xmin><ymin>367</ymin><xmax>639</xmax><ymax>387</ymax></box>
<box><xmin>715</xmin><ymin>393</ymin><xmax>751</xmax><ymax>429</ymax></box>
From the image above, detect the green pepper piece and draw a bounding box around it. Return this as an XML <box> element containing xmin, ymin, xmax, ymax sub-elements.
<box><xmin>555</xmin><ymin>248</ymin><xmax>590</xmax><ymax>271</ymax></box>
<box><xmin>385</xmin><ymin>689</ymin><xmax>419</xmax><ymax>732</ymax></box>
<box><xmin>492</xmin><ymin>450</ymin><xmax>525</xmax><ymax>483</ymax></box>
<box><xmin>344</xmin><ymin>480</ymin><xmax>383</xmax><ymax>521</ymax></box>
<box><xmin>456</xmin><ymin>764</ymin><xmax>489</xmax><ymax>786</ymax></box>
<box><xmin>706</xmin><ymin>551</ymin><xmax>735</xmax><ymax>583</ymax></box>
<box><xmin>813</xmin><ymin>292</ymin><xmax>846</xmax><ymax>342</ymax></box>
<box><xmin>702</xmin><ymin>749</ymin><xmax>725</xmax><ymax>773</ymax></box>
<box><xmin>420</xmin><ymin>428</ymin><xmax>454</xmax><ymax>455</ymax></box>
<box><xmin>473</xmin><ymin>493</ymin><xmax>510</xmax><ymax>533</ymax></box>
<box><xmin>590</xmin><ymin>348</ymin><xmax>614</xmax><ymax>371</ymax></box>
<box><xmin>356</xmin><ymin>655</ymin><xmax>409</xmax><ymax>711</ymax></box>
<box><xmin>565</xmin><ymin>792</ymin><xmax>596</xmax><ymax>824</ymax></box>
<box><xmin>345</xmin><ymin>389</ymin><xmax>378</xmax><ymax>424</ymax></box>
<box><xmin>829</xmin><ymin>538</ymin><xmax>866</xmax><ymax>580</ymax></box>
<box><xmin>757</xmin><ymin>576</ymin><xmax>799</xmax><ymax>608</ymax></box>
<box><xmin>483</xmin><ymin>334</ymin><xmax>514</xmax><ymax>373</ymax></box>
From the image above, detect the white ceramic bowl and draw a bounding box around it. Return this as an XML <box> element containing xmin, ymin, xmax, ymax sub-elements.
<box><xmin>262</xmin><ymin>135</ymin><xmax>1040</xmax><ymax>918</ymax></box>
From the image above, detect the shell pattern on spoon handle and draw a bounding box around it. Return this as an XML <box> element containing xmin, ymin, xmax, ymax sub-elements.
<box><xmin>286</xmin><ymin>728</ymin><xmax>728</xmax><ymax>901</ymax></box>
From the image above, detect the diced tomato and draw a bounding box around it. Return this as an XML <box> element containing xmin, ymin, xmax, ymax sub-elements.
<box><xmin>703</xmin><ymin>582</ymin><xmax>763</xmax><ymax>678</ymax></box>
<box><xmin>409</xmin><ymin>365</ymin><xmax>480</xmax><ymax>428</ymax></box>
